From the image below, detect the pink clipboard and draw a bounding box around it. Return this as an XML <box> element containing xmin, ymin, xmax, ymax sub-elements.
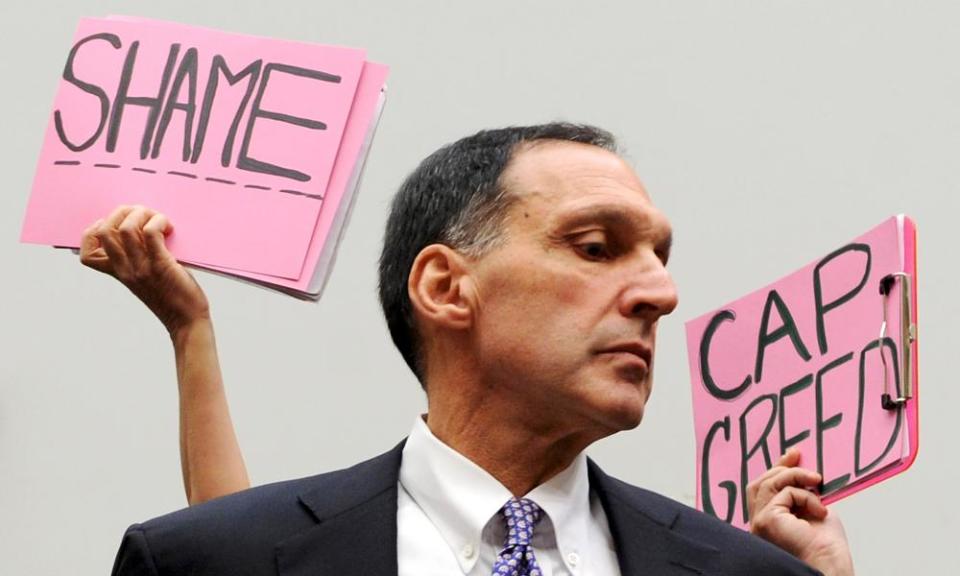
<box><xmin>685</xmin><ymin>215</ymin><xmax>919</xmax><ymax>530</ymax></box>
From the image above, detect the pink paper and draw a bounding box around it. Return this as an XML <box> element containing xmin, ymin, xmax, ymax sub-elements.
<box><xmin>206</xmin><ymin>61</ymin><xmax>389</xmax><ymax>287</ymax></box>
<box><xmin>21</xmin><ymin>17</ymin><xmax>366</xmax><ymax>278</ymax></box>
<box><xmin>686</xmin><ymin>216</ymin><xmax>918</xmax><ymax>529</ymax></box>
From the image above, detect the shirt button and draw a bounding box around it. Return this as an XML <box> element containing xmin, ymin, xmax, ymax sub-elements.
<box><xmin>567</xmin><ymin>552</ymin><xmax>580</xmax><ymax>566</ymax></box>
<box><xmin>462</xmin><ymin>544</ymin><xmax>476</xmax><ymax>559</ymax></box>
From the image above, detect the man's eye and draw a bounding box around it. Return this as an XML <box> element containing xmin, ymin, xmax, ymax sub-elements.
<box><xmin>578</xmin><ymin>242</ymin><xmax>609</xmax><ymax>260</ymax></box>
<box><xmin>656</xmin><ymin>248</ymin><xmax>670</xmax><ymax>265</ymax></box>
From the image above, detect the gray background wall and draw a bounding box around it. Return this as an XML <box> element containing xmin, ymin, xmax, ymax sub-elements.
<box><xmin>1</xmin><ymin>1</ymin><xmax>955</xmax><ymax>574</ymax></box>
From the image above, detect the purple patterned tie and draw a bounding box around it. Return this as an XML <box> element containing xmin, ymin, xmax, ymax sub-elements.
<box><xmin>491</xmin><ymin>497</ymin><xmax>543</xmax><ymax>576</ymax></box>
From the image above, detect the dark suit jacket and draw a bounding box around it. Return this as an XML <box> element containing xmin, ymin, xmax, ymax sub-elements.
<box><xmin>111</xmin><ymin>442</ymin><xmax>821</xmax><ymax>575</ymax></box>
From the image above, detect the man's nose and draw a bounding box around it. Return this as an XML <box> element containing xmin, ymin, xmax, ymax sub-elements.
<box><xmin>619</xmin><ymin>260</ymin><xmax>679</xmax><ymax>320</ymax></box>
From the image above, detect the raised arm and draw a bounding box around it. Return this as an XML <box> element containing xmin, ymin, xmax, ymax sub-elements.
<box><xmin>80</xmin><ymin>205</ymin><xmax>250</xmax><ymax>505</ymax></box>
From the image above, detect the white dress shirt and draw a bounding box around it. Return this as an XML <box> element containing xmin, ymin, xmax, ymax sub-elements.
<box><xmin>398</xmin><ymin>416</ymin><xmax>622</xmax><ymax>576</ymax></box>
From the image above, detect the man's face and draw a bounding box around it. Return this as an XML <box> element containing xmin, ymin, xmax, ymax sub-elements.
<box><xmin>467</xmin><ymin>141</ymin><xmax>677</xmax><ymax>438</ymax></box>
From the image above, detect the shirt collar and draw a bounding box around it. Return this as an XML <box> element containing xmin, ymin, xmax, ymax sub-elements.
<box><xmin>399</xmin><ymin>415</ymin><xmax>592</xmax><ymax>573</ymax></box>
<box><xmin>526</xmin><ymin>446</ymin><xmax>590</xmax><ymax>571</ymax></box>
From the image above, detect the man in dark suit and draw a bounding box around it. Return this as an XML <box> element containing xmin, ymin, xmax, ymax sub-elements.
<box><xmin>87</xmin><ymin>124</ymin><xmax>854</xmax><ymax>575</ymax></box>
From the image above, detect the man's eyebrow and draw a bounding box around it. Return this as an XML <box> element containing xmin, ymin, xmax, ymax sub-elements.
<box><xmin>557</xmin><ymin>206</ymin><xmax>672</xmax><ymax>241</ymax></box>
<box><xmin>556</xmin><ymin>205</ymin><xmax>650</xmax><ymax>231</ymax></box>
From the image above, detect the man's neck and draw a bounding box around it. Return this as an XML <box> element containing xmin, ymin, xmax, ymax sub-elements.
<box><xmin>424</xmin><ymin>401</ymin><xmax>597</xmax><ymax>497</ymax></box>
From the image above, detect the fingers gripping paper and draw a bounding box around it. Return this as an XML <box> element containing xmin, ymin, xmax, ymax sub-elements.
<box><xmin>21</xmin><ymin>17</ymin><xmax>383</xmax><ymax>284</ymax></box>
<box><xmin>686</xmin><ymin>216</ymin><xmax>919</xmax><ymax>530</ymax></box>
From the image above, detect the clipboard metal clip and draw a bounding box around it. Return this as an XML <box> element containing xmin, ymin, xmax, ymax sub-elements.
<box><xmin>878</xmin><ymin>272</ymin><xmax>916</xmax><ymax>411</ymax></box>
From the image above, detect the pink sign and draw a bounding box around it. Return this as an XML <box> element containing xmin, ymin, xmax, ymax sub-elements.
<box><xmin>21</xmin><ymin>17</ymin><xmax>367</xmax><ymax>278</ymax></box>
<box><xmin>207</xmin><ymin>61</ymin><xmax>390</xmax><ymax>289</ymax></box>
<box><xmin>686</xmin><ymin>216</ymin><xmax>919</xmax><ymax>529</ymax></box>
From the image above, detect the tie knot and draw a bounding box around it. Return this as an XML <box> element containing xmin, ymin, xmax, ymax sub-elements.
<box><xmin>501</xmin><ymin>497</ymin><xmax>542</xmax><ymax>547</ymax></box>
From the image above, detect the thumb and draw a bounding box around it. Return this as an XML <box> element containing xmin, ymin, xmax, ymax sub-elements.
<box><xmin>143</xmin><ymin>213</ymin><xmax>174</xmax><ymax>259</ymax></box>
<box><xmin>79</xmin><ymin>219</ymin><xmax>112</xmax><ymax>274</ymax></box>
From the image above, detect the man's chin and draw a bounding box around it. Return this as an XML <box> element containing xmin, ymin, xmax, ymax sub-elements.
<box><xmin>594</xmin><ymin>388</ymin><xmax>648</xmax><ymax>433</ymax></box>
<box><xmin>607</xmin><ymin>404</ymin><xmax>645</xmax><ymax>431</ymax></box>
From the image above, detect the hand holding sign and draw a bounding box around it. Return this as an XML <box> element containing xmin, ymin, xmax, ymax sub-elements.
<box><xmin>747</xmin><ymin>449</ymin><xmax>854</xmax><ymax>576</ymax></box>
<box><xmin>80</xmin><ymin>205</ymin><xmax>209</xmax><ymax>335</ymax></box>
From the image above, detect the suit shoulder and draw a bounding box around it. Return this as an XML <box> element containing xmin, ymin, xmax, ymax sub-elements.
<box><xmin>141</xmin><ymin>444</ymin><xmax>402</xmax><ymax>535</ymax></box>
<box><xmin>142</xmin><ymin>474</ymin><xmax>314</xmax><ymax>533</ymax></box>
<box><xmin>596</xmin><ymin>474</ymin><xmax>821</xmax><ymax>575</ymax></box>
<box><xmin>672</xmin><ymin>505</ymin><xmax>821</xmax><ymax>575</ymax></box>
<box><xmin>115</xmin><ymin>444</ymin><xmax>404</xmax><ymax>575</ymax></box>
<box><xmin>113</xmin><ymin>476</ymin><xmax>317</xmax><ymax>576</ymax></box>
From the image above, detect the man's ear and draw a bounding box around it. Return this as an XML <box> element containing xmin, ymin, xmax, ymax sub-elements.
<box><xmin>408</xmin><ymin>244</ymin><xmax>475</xmax><ymax>331</ymax></box>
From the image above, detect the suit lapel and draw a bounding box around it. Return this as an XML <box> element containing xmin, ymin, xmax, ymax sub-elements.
<box><xmin>275</xmin><ymin>442</ymin><xmax>404</xmax><ymax>576</ymax></box>
<box><xmin>589</xmin><ymin>461</ymin><xmax>722</xmax><ymax>576</ymax></box>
